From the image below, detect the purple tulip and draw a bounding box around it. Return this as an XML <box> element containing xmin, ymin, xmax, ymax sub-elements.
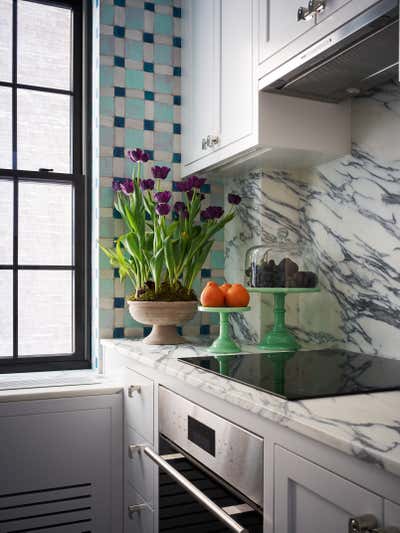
<box><xmin>127</xmin><ymin>148</ymin><xmax>150</xmax><ymax>163</ymax></box>
<box><xmin>156</xmin><ymin>203</ymin><xmax>171</xmax><ymax>216</ymax></box>
<box><xmin>140</xmin><ymin>178</ymin><xmax>155</xmax><ymax>191</ymax></box>
<box><xmin>173</xmin><ymin>201</ymin><xmax>186</xmax><ymax>213</ymax></box>
<box><xmin>112</xmin><ymin>180</ymin><xmax>122</xmax><ymax>192</ymax></box>
<box><xmin>154</xmin><ymin>191</ymin><xmax>172</xmax><ymax>203</ymax></box>
<box><xmin>181</xmin><ymin>208</ymin><xmax>189</xmax><ymax>219</ymax></box>
<box><xmin>120</xmin><ymin>179</ymin><xmax>134</xmax><ymax>195</ymax></box>
<box><xmin>228</xmin><ymin>193</ymin><xmax>242</xmax><ymax>205</ymax></box>
<box><xmin>175</xmin><ymin>179</ymin><xmax>192</xmax><ymax>193</ymax></box>
<box><xmin>151</xmin><ymin>165</ymin><xmax>171</xmax><ymax>180</ymax></box>
<box><xmin>201</xmin><ymin>206</ymin><xmax>224</xmax><ymax>221</ymax></box>
<box><xmin>188</xmin><ymin>176</ymin><xmax>207</xmax><ymax>189</ymax></box>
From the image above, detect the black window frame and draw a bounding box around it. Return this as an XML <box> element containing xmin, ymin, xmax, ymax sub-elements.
<box><xmin>0</xmin><ymin>0</ymin><xmax>91</xmax><ymax>372</ymax></box>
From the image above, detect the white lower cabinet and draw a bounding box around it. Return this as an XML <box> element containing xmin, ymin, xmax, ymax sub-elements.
<box><xmin>0</xmin><ymin>394</ymin><xmax>123</xmax><ymax>533</ymax></box>
<box><xmin>125</xmin><ymin>482</ymin><xmax>154</xmax><ymax>533</ymax></box>
<box><xmin>274</xmin><ymin>446</ymin><xmax>383</xmax><ymax>533</ymax></box>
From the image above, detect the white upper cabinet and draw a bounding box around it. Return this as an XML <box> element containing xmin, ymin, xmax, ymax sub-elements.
<box><xmin>258</xmin><ymin>0</ymin><xmax>316</xmax><ymax>65</ymax></box>
<box><xmin>182</xmin><ymin>0</ymin><xmax>256</xmax><ymax>175</ymax></box>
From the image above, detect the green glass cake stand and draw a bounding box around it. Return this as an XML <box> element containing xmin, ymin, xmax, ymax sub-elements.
<box><xmin>248</xmin><ymin>287</ymin><xmax>320</xmax><ymax>351</ymax></box>
<box><xmin>198</xmin><ymin>306</ymin><xmax>251</xmax><ymax>354</ymax></box>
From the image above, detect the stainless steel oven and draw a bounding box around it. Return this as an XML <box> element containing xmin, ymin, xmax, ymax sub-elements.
<box><xmin>146</xmin><ymin>387</ymin><xmax>263</xmax><ymax>533</ymax></box>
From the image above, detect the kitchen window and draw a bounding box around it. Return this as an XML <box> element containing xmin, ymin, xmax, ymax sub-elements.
<box><xmin>0</xmin><ymin>0</ymin><xmax>91</xmax><ymax>372</ymax></box>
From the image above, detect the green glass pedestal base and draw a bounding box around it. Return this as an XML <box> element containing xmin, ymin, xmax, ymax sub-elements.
<box><xmin>198</xmin><ymin>306</ymin><xmax>251</xmax><ymax>354</ymax></box>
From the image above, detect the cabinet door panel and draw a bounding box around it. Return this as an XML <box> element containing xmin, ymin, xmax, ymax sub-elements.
<box><xmin>274</xmin><ymin>446</ymin><xmax>383</xmax><ymax>533</ymax></box>
<box><xmin>316</xmin><ymin>0</ymin><xmax>353</xmax><ymax>22</ymax></box>
<box><xmin>124</xmin><ymin>367</ymin><xmax>154</xmax><ymax>444</ymax></box>
<box><xmin>182</xmin><ymin>0</ymin><xmax>219</xmax><ymax>166</ymax></box>
<box><xmin>219</xmin><ymin>0</ymin><xmax>253</xmax><ymax>148</ymax></box>
<box><xmin>385</xmin><ymin>500</ymin><xmax>400</xmax><ymax>528</ymax></box>
<box><xmin>259</xmin><ymin>0</ymin><xmax>315</xmax><ymax>64</ymax></box>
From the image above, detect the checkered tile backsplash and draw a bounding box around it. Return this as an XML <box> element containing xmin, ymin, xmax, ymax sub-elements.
<box><xmin>99</xmin><ymin>0</ymin><xmax>224</xmax><ymax>340</ymax></box>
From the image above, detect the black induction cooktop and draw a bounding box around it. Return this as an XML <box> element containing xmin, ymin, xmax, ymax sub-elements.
<box><xmin>178</xmin><ymin>350</ymin><xmax>400</xmax><ymax>400</ymax></box>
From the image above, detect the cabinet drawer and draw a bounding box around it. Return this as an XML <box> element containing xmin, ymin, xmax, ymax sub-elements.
<box><xmin>126</xmin><ymin>425</ymin><xmax>154</xmax><ymax>506</ymax></box>
<box><xmin>124</xmin><ymin>368</ymin><xmax>154</xmax><ymax>444</ymax></box>
<box><xmin>125</xmin><ymin>482</ymin><xmax>153</xmax><ymax>533</ymax></box>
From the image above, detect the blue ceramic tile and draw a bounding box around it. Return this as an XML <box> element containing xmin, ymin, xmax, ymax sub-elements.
<box><xmin>144</xmin><ymin>2</ymin><xmax>155</xmax><ymax>11</ymax></box>
<box><xmin>126</xmin><ymin>7</ymin><xmax>144</xmax><ymax>30</ymax></box>
<box><xmin>201</xmin><ymin>268</ymin><xmax>211</xmax><ymax>278</ymax></box>
<box><xmin>114</xmin><ymin>0</ymin><xmax>125</xmax><ymax>6</ymax></box>
<box><xmin>173</xmin><ymin>123</ymin><xmax>181</xmax><ymax>134</ymax></box>
<box><xmin>143</xmin><ymin>32</ymin><xmax>154</xmax><ymax>43</ymax></box>
<box><xmin>114</xmin><ymin>116</ymin><xmax>125</xmax><ymax>127</ymax></box>
<box><xmin>114</xmin><ymin>268</ymin><xmax>120</xmax><ymax>278</ymax></box>
<box><xmin>173</xmin><ymin>66</ymin><xmax>181</xmax><ymax>76</ymax></box>
<box><xmin>113</xmin><ymin>207</ymin><xmax>122</xmax><ymax>219</ymax></box>
<box><xmin>144</xmin><ymin>119</ymin><xmax>154</xmax><ymax>130</ymax></box>
<box><xmin>114</xmin><ymin>55</ymin><xmax>125</xmax><ymax>67</ymax></box>
<box><xmin>200</xmin><ymin>325</ymin><xmax>210</xmax><ymax>335</ymax></box>
<box><xmin>173</xmin><ymin>7</ymin><xmax>181</xmax><ymax>18</ymax></box>
<box><xmin>113</xmin><ymin>25</ymin><xmax>125</xmax><ymax>38</ymax></box>
<box><xmin>144</xmin><ymin>90</ymin><xmax>154</xmax><ymax>100</ymax></box>
<box><xmin>143</xmin><ymin>326</ymin><xmax>152</xmax><ymax>337</ymax></box>
<box><xmin>113</xmin><ymin>327</ymin><xmax>125</xmax><ymax>338</ymax></box>
<box><xmin>201</xmin><ymin>183</ymin><xmax>211</xmax><ymax>193</ymax></box>
<box><xmin>173</xmin><ymin>36</ymin><xmax>181</xmax><ymax>48</ymax></box>
<box><xmin>173</xmin><ymin>95</ymin><xmax>181</xmax><ymax>105</ymax></box>
<box><xmin>114</xmin><ymin>86</ymin><xmax>126</xmax><ymax>97</ymax></box>
<box><xmin>113</xmin><ymin>146</ymin><xmax>125</xmax><ymax>157</ymax></box>
<box><xmin>114</xmin><ymin>297</ymin><xmax>125</xmax><ymax>308</ymax></box>
<box><xmin>172</xmin><ymin>152</ymin><xmax>181</xmax><ymax>163</ymax></box>
<box><xmin>144</xmin><ymin>61</ymin><xmax>154</xmax><ymax>72</ymax></box>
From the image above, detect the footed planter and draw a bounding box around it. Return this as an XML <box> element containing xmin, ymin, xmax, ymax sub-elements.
<box><xmin>128</xmin><ymin>301</ymin><xmax>198</xmax><ymax>345</ymax></box>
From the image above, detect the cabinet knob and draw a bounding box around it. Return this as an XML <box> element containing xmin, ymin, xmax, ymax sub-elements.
<box><xmin>202</xmin><ymin>137</ymin><xmax>208</xmax><ymax>150</ymax></box>
<box><xmin>128</xmin><ymin>504</ymin><xmax>148</xmax><ymax>518</ymax></box>
<box><xmin>128</xmin><ymin>384</ymin><xmax>141</xmax><ymax>397</ymax></box>
<box><xmin>207</xmin><ymin>134</ymin><xmax>219</xmax><ymax>148</ymax></box>
<box><xmin>297</xmin><ymin>0</ymin><xmax>326</xmax><ymax>21</ymax></box>
<box><xmin>349</xmin><ymin>514</ymin><xmax>400</xmax><ymax>533</ymax></box>
<box><xmin>128</xmin><ymin>444</ymin><xmax>145</xmax><ymax>458</ymax></box>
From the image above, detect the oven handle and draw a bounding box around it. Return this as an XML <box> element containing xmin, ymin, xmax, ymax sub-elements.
<box><xmin>143</xmin><ymin>446</ymin><xmax>249</xmax><ymax>533</ymax></box>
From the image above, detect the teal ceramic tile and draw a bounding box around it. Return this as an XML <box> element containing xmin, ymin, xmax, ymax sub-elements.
<box><xmin>154</xmin><ymin>74</ymin><xmax>173</xmax><ymax>94</ymax></box>
<box><xmin>154</xmin><ymin>44</ymin><xmax>172</xmax><ymax>65</ymax></box>
<box><xmin>100</xmin><ymin>126</ymin><xmax>114</xmax><ymax>147</ymax></box>
<box><xmin>126</xmin><ymin>40</ymin><xmax>144</xmax><ymax>62</ymax></box>
<box><xmin>154</xmin><ymin>101</ymin><xmax>173</xmax><ymax>122</ymax></box>
<box><xmin>100</xmin><ymin>309</ymin><xmax>114</xmax><ymax>328</ymax></box>
<box><xmin>154</xmin><ymin>131</ymin><xmax>172</xmax><ymax>152</ymax></box>
<box><xmin>100</xmin><ymin>96</ymin><xmax>114</xmax><ymax>115</ymax></box>
<box><xmin>126</xmin><ymin>98</ymin><xmax>145</xmax><ymax>119</ymax></box>
<box><xmin>125</xmin><ymin>7</ymin><xmax>144</xmax><ymax>30</ymax></box>
<box><xmin>126</xmin><ymin>69</ymin><xmax>145</xmax><ymax>89</ymax></box>
<box><xmin>100</xmin><ymin>66</ymin><xmax>114</xmax><ymax>87</ymax></box>
<box><xmin>154</xmin><ymin>14</ymin><xmax>173</xmax><ymax>35</ymax></box>
<box><xmin>100</xmin><ymin>4</ymin><xmax>114</xmax><ymax>25</ymax></box>
<box><xmin>100</xmin><ymin>186</ymin><xmax>114</xmax><ymax>208</ymax></box>
<box><xmin>100</xmin><ymin>218</ymin><xmax>115</xmax><ymax>238</ymax></box>
<box><xmin>211</xmin><ymin>250</ymin><xmax>225</xmax><ymax>269</ymax></box>
<box><xmin>100</xmin><ymin>251</ymin><xmax>112</xmax><ymax>269</ymax></box>
<box><xmin>100</xmin><ymin>278</ymin><xmax>114</xmax><ymax>298</ymax></box>
<box><xmin>100</xmin><ymin>157</ymin><xmax>113</xmax><ymax>176</ymax></box>
<box><xmin>125</xmin><ymin>128</ymin><xmax>144</xmax><ymax>147</ymax></box>
<box><xmin>124</xmin><ymin>309</ymin><xmax>143</xmax><ymax>328</ymax></box>
<box><xmin>100</xmin><ymin>34</ymin><xmax>114</xmax><ymax>56</ymax></box>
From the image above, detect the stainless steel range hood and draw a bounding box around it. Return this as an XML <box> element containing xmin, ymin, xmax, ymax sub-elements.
<box><xmin>262</xmin><ymin>0</ymin><xmax>399</xmax><ymax>103</ymax></box>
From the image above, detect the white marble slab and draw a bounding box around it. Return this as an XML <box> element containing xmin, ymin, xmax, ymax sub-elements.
<box><xmin>101</xmin><ymin>338</ymin><xmax>400</xmax><ymax>478</ymax></box>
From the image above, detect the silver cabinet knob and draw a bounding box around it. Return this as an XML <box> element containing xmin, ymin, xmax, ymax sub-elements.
<box><xmin>202</xmin><ymin>137</ymin><xmax>208</xmax><ymax>150</ymax></box>
<box><xmin>349</xmin><ymin>514</ymin><xmax>400</xmax><ymax>533</ymax></box>
<box><xmin>128</xmin><ymin>444</ymin><xmax>145</xmax><ymax>458</ymax></box>
<box><xmin>128</xmin><ymin>384</ymin><xmax>141</xmax><ymax>397</ymax></box>
<box><xmin>128</xmin><ymin>504</ymin><xmax>148</xmax><ymax>518</ymax></box>
<box><xmin>207</xmin><ymin>134</ymin><xmax>219</xmax><ymax>148</ymax></box>
<box><xmin>298</xmin><ymin>0</ymin><xmax>326</xmax><ymax>21</ymax></box>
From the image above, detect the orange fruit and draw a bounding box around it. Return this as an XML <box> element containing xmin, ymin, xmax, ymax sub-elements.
<box><xmin>225</xmin><ymin>284</ymin><xmax>250</xmax><ymax>307</ymax></box>
<box><xmin>219</xmin><ymin>283</ymin><xmax>232</xmax><ymax>297</ymax></box>
<box><xmin>200</xmin><ymin>282</ymin><xmax>225</xmax><ymax>307</ymax></box>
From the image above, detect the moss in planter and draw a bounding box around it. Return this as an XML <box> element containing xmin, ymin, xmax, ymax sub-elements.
<box><xmin>128</xmin><ymin>281</ymin><xmax>197</xmax><ymax>302</ymax></box>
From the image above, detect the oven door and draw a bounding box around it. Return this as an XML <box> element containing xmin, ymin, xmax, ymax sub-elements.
<box><xmin>144</xmin><ymin>435</ymin><xmax>263</xmax><ymax>533</ymax></box>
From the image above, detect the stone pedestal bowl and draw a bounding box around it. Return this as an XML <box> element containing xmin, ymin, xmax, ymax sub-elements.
<box><xmin>127</xmin><ymin>300</ymin><xmax>198</xmax><ymax>345</ymax></box>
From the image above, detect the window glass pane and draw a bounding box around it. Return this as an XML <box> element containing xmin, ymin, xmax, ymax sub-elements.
<box><xmin>18</xmin><ymin>0</ymin><xmax>72</xmax><ymax>90</ymax></box>
<box><xmin>19</xmin><ymin>181</ymin><xmax>73</xmax><ymax>266</ymax></box>
<box><xmin>0</xmin><ymin>270</ymin><xmax>13</xmax><ymax>357</ymax></box>
<box><xmin>0</xmin><ymin>87</ymin><xmax>12</xmax><ymax>169</ymax></box>
<box><xmin>19</xmin><ymin>270</ymin><xmax>74</xmax><ymax>356</ymax></box>
<box><xmin>0</xmin><ymin>180</ymin><xmax>13</xmax><ymax>264</ymax></box>
<box><xmin>17</xmin><ymin>89</ymin><xmax>71</xmax><ymax>173</ymax></box>
<box><xmin>0</xmin><ymin>0</ymin><xmax>12</xmax><ymax>82</ymax></box>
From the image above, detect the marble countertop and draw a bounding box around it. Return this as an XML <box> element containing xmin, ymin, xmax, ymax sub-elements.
<box><xmin>101</xmin><ymin>338</ymin><xmax>400</xmax><ymax>478</ymax></box>
<box><xmin>0</xmin><ymin>370</ymin><xmax>122</xmax><ymax>402</ymax></box>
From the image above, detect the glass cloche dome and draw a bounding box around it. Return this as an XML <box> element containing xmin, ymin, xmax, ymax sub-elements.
<box><xmin>245</xmin><ymin>227</ymin><xmax>318</xmax><ymax>288</ymax></box>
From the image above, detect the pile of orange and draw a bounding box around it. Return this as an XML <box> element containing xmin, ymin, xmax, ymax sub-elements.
<box><xmin>200</xmin><ymin>282</ymin><xmax>250</xmax><ymax>308</ymax></box>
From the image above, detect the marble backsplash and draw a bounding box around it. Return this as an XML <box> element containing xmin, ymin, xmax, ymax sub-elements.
<box><xmin>224</xmin><ymin>82</ymin><xmax>400</xmax><ymax>359</ymax></box>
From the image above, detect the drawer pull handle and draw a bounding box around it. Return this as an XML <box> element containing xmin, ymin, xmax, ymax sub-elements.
<box><xmin>349</xmin><ymin>514</ymin><xmax>400</xmax><ymax>533</ymax></box>
<box><xmin>128</xmin><ymin>504</ymin><xmax>148</xmax><ymax>518</ymax></box>
<box><xmin>207</xmin><ymin>134</ymin><xmax>219</xmax><ymax>147</ymax></box>
<box><xmin>128</xmin><ymin>384</ymin><xmax>141</xmax><ymax>397</ymax></box>
<box><xmin>128</xmin><ymin>444</ymin><xmax>146</xmax><ymax>458</ymax></box>
<box><xmin>144</xmin><ymin>446</ymin><xmax>248</xmax><ymax>533</ymax></box>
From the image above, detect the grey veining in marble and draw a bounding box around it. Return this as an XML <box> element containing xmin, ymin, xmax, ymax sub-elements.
<box><xmin>224</xmin><ymin>82</ymin><xmax>400</xmax><ymax>358</ymax></box>
<box><xmin>101</xmin><ymin>338</ymin><xmax>400</xmax><ymax>478</ymax></box>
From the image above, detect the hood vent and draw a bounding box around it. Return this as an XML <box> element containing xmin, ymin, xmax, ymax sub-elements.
<box><xmin>263</xmin><ymin>1</ymin><xmax>399</xmax><ymax>102</ymax></box>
